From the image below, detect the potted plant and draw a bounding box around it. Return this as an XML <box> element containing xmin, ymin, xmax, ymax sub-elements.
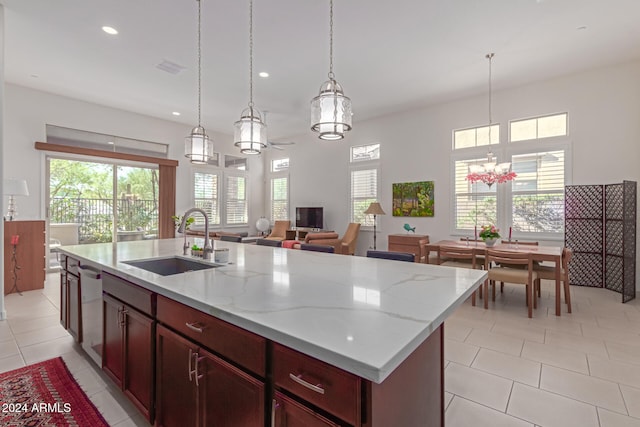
<box><xmin>479</xmin><ymin>224</ymin><xmax>500</xmax><ymax>247</ymax></box>
<box><xmin>191</xmin><ymin>244</ymin><xmax>203</xmax><ymax>257</ymax></box>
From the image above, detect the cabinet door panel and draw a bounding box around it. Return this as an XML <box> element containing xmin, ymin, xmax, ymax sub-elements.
<box><xmin>59</xmin><ymin>271</ymin><xmax>68</xmax><ymax>329</ymax></box>
<box><xmin>102</xmin><ymin>293</ymin><xmax>123</xmax><ymax>388</ymax></box>
<box><xmin>199</xmin><ymin>347</ymin><xmax>264</xmax><ymax>427</ymax></box>
<box><xmin>156</xmin><ymin>325</ymin><xmax>198</xmax><ymax>427</ymax></box>
<box><xmin>67</xmin><ymin>274</ymin><xmax>81</xmax><ymax>342</ymax></box>
<box><xmin>123</xmin><ymin>306</ymin><xmax>154</xmax><ymax>422</ymax></box>
<box><xmin>273</xmin><ymin>392</ymin><xmax>339</xmax><ymax>427</ymax></box>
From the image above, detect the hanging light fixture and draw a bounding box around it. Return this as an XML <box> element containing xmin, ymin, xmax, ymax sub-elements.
<box><xmin>234</xmin><ymin>0</ymin><xmax>267</xmax><ymax>155</ymax></box>
<box><xmin>310</xmin><ymin>0</ymin><xmax>352</xmax><ymax>140</ymax></box>
<box><xmin>185</xmin><ymin>0</ymin><xmax>214</xmax><ymax>164</ymax></box>
<box><xmin>466</xmin><ymin>53</ymin><xmax>516</xmax><ymax>187</ymax></box>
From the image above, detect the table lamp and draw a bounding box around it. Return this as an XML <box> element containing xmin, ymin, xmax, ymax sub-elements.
<box><xmin>4</xmin><ymin>178</ymin><xmax>29</xmax><ymax>221</ymax></box>
<box><xmin>364</xmin><ymin>202</ymin><xmax>386</xmax><ymax>250</ymax></box>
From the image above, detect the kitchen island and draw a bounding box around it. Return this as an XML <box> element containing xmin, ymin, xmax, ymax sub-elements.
<box><xmin>59</xmin><ymin>238</ymin><xmax>486</xmax><ymax>426</ymax></box>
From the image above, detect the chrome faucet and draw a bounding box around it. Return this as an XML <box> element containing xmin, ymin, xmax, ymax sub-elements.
<box><xmin>177</xmin><ymin>208</ymin><xmax>213</xmax><ymax>260</ymax></box>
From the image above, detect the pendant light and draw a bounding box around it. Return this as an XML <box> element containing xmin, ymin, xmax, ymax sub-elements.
<box><xmin>185</xmin><ymin>0</ymin><xmax>214</xmax><ymax>164</ymax></box>
<box><xmin>310</xmin><ymin>0</ymin><xmax>352</xmax><ymax>140</ymax></box>
<box><xmin>466</xmin><ymin>53</ymin><xmax>516</xmax><ymax>187</ymax></box>
<box><xmin>234</xmin><ymin>0</ymin><xmax>267</xmax><ymax>155</ymax></box>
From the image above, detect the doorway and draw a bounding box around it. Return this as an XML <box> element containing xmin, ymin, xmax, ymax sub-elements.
<box><xmin>47</xmin><ymin>157</ymin><xmax>159</xmax><ymax>268</ymax></box>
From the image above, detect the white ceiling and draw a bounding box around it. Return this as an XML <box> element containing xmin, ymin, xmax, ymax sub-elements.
<box><xmin>2</xmin><ymin>0</ymin><xmax>640</xmax><ymax>141</ymax></box>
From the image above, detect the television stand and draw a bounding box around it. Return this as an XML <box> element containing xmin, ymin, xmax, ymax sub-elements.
<box><xmin>286</xmin><ymin>228</ymin><xmax>327</xmax><ymax>241</ymax></box>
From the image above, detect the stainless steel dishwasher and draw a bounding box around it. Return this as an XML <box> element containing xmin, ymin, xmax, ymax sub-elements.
<box><xmin>78</xmin><ymin>265</ymin><xmax>102</xmax><ymax>367</ymax></box>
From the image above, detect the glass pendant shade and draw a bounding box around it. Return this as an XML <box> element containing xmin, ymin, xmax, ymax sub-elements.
<box><xmin>310</xmin><ymin>79</ymin><xmax>352</xmax><ymax>140</ymax></box>
<box><xmin>185</xmin><ymin>126</ymin><xmax>214</xmax><ymax>164</ymax></box>
<box><xmin>234</xmin><ymin>106</ymin><xmax>267</xmax><ymax>155</ymax></box>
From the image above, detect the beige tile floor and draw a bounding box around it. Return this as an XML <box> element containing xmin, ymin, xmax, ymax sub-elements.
<box><xmin>1</xmin><ymin>273</ymin><xmax>640</xmax><ymax>426</ymax></box>
<box><xmin>1</xmin><ymin>273</ymin><xmax>150</xmax><ymax>426</ymax></box>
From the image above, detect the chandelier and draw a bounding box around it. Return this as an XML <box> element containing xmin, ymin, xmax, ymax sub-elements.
<box><xmin>185</xmin><ymin>0</ymin><xmax>214</xmax><ymax>164</ymax></box>
<box><xmin>466</xmin><ymin>53</ymin><xmax>516</xmax><ymax>188</ymax></box>
<box><xmin>234</xmin><ymin>0</ymin><xmax>267</xmax><ymax>155</ymax></box>
<box><xmin>310</xmin><ymin>0</ymin><xmax>352</xmax><ymax>140</ymax></box>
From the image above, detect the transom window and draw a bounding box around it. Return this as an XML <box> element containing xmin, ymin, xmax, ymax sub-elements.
<box><xmin>453</xmin><ymin>124</ymin><xmax>499</xmax><ymax>150</ymax></box>
<box><xmin>510</xmin><ymin>113</ymin><xmax>567</xmax><ymax>142</ymax></box>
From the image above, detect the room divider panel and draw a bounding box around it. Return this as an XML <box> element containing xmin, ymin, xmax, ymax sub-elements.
<box><xmin>565</xmin><ymin>181</ymin><xmax>636</xmax><ymax>303</ymax></box>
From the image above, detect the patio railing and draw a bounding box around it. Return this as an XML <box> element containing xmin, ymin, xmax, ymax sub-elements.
<box><xmin>50</xmin><ymin>197</ymin><xmax>158</xmax><ymax>243</ymax></box>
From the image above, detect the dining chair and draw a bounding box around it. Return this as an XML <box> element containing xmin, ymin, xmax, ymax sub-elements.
<box><xmin>256</xmin><ymin>238</ymin><xmax>282</xmax><ymax>247</ymax></box>
<box><xmin>366</xmin><ymin>250</ymin><xmax>415</xmax><ymax>263</ymax></box>
<box><xmin>220</xmin><ymin>235</ymin><xmax>242</xmax><ymax>243</ymax></box>
<box><xmin>497</xmin><ymin>241</ymin><xmax>539</xmax><ymax>293</ymax></box>
<box><xmin>437</xmin><ymin>246</ymin><xmax>481</xmax><ymax>306</ymax></box>
<box><xmin>533</xmin><ymin>247</ymin><xmax>573</xmax><ymax>313</ymax></box>
<box><xmin>300</xmin><ymin>243</ymin><xmax>335</xmax><ymax>253</ymax></box>
<box><xmin>418</xmin><ymin>239</ymin><xmax>439</xmax><ymax>264</ymax></box>
<box><xmin>486</xmin><ymin>249</ymin><xmax>538</xmax><ymax>317</ymax></box>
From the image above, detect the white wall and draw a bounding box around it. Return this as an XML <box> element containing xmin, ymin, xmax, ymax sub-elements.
<box><xmin>269</xmin><ymin>60</ymin><xmax>640</xmax><ymax>283</ymax></box>
<box><xmin>2</xmin><ymin>83</ymin><xmax>264</xmax><ymax>234</ymax></box>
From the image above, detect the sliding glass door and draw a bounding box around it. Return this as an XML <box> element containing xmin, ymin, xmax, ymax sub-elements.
<box><xmin>47</xmin><ymin>157</ymin><xmax>159</xmax><ymax>248</ymax></box>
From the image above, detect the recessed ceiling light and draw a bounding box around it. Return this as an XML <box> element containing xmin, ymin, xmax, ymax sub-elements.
<box><xmin>259</xmin><ymin>71</ymin><xmax>269</xmax><ymax>78</ymax></box>
<box><xmin>107</xmin><ymin>141</ymin><xmax>115</xmax><ymax>145</ymax></box>
<box><xmin>102</xmin><ymin>26</ymin><xmax>118</xmax><ymax>35</ymax></box>
<box><xmin>172</xmin><ymin>111</ymin><xmax>181</xmax><ymax>116</ymax></box>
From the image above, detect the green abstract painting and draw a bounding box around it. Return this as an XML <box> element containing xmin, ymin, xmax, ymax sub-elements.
<box><xmin>392</xmin><ymin>181</ymin><xmax>434</xmax><ymax>217</ymax></box>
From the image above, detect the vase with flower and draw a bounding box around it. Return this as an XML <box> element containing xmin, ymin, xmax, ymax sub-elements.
<box><xmin>479</xmin><ymin>224</ymin><xmax>500</xmax><ymax>247</ymax></box>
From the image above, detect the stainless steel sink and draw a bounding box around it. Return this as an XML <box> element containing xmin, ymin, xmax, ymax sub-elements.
<box><xmin>123</xmin><ymin>256</ymin><xmax>222</xmax><ymax>276</ymax></box>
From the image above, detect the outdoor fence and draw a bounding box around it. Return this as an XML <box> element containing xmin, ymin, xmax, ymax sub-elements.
<box><xmin>50</xmin><ymin>197</ymin><xmax>158</xmax><ymax>243</ymax></box>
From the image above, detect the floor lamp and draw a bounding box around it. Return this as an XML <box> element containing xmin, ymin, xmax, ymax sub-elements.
<box><xmin>364</xmin><ymin>202</ymin><xmax>386</xmax><ymax>250</ymax></box>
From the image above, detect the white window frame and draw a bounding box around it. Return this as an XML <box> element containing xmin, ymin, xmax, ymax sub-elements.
<box><xmin>191</xmin><ymin>167</ymin><xmax>221</xmax><ymax>226</ymax></box>
<box><xmin>451</xmin><ymin>116</ymin><xmax>571</xmax><ymax>241</ymax></box>
<box><xmin>191</xmin><ymin>154</ymin><xmax>251</xmax><ymax>228</ymax></box>
<box><xmin>224</xmin><ymin>171</ymin><xmax>248</xmax><ymax>226</ymax></box>
<box><xmin>350</xmin><ymin>144</ymin><xmax>381</xmax><ymax>229</ymax></box>
<box><xmin>269</xmin><ymin>158</ymin><xmax>289</xmax><ymax>223</ymax></box>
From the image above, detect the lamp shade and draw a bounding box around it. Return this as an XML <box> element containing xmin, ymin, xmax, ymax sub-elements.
<box><xmin>185</xmin><ymin>126</ymin><xmax>214</xmax><ymax>164</ymax></box>
<box><xmin>256</xmin><ymin>217</ymin><xmax>270</xmax><ymax>233</ymax></box>
<box><xmin>4</xmin><ymin>179</ymin><xmax>29</xmax><ymax>196</ymax></box>
<box><xmin>364</xmin><ymin>202</ymin><xmax>386</xmax><ymax>216</ymax></box>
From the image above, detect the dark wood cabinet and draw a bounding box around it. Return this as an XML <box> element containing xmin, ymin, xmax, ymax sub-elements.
<box><xmin>3</xmin><ymin>220</ymin><xmax>45</xmax><ymax>295</ymax></box>
<box><xmin>273</xmin><ymin>392</ymin><xmax>340</xmax><ymax>427</ymax></box>
<box><xmin>102</xmin><ymin>275</ymin><xmax>155</xmax><ymax>423</ymax></box>
<box><xmin>156</xmin><ymin>324</ymin><xmax>264</xmax><ymax>427</ymax></box>
<box><xmin>59</xmin><ymin>254</ymin><xmax>81</xmax><ymax>342</ymax></box>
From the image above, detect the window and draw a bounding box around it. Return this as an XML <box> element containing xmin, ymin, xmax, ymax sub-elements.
<box><xmin>510</xmin><ymin>113</ymin><xmax>567</xmax><ymax>142</ymax></box>
<box><xmin>225</xmin><ymin>155</ymin><xmax>248</xmax><ymax>170</ymax></box>
<box><xmin>453</xmin><ymin>157</ymin><xmax>497</xmax><ymax>229</ymax></box>
<box><xmin>270</xmin><ymin>158</ymin><xmax>289</xmax><ymax>221</ymax></box>
<box><xmin>453</xmin><ymin>124</ymin><xmax>499</xmax><ymax>149</ymax></box>
<box><xmin>350</xmin><ymin>144</ymin><xmax>380</xmax><ymax>226</ymax></box>
<box><xmin>451</xmin><ymin>114</ymin><xmax>569</xmax><ymax>238</ymax></box>
<box><xmin>225</xmin><ymin>174</ymin><xmax>248</xmax><ymax>225</ymax></box>
<box><xmin>193</xmin><ymin>171</ymin><xmax>220</xmax><ymax>225</ymax></box>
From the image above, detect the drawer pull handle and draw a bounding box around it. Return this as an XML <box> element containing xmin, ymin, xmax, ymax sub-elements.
<box><xmin>289</xmin><ymin>373</ymin><xmax>325</xmax><ymax>395</ymax></box>
<box><xmin>185</xmin><ymin>322</ymin><xmax>204</xmax><ymax>333</ymax></box>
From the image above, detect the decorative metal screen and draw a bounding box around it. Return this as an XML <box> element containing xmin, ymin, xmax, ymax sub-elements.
<box><xmin>565</xmin><ymin>182</ymin><xmax>636</xmax><ymax>303</ymax></box>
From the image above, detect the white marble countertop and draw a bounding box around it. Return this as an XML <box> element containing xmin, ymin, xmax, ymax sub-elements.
<box><xmin>59</xmin><ymin>238</ymin><xmax>486</xmax><ymax>383</ymax></box>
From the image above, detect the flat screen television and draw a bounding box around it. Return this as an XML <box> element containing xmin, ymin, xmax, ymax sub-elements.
<box><xmin>295</xmin><ymin>207</ymin><xmax>324</xmax><ymax>229</ymax></box>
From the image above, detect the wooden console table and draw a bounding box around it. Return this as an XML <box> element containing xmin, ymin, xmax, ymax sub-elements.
<box><xmin>388</xmin><ymin>234</ymin><xmax>429</xmax><ymax>262</ymax></box>
<box><xmin>4</xmin><ymin>220</ymin><xmax>46</xmax><ymax>295</ymax></box>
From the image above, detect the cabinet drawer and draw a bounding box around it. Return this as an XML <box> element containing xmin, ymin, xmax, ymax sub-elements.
<box><xmin>102</xmin><ymin>272</ymin><xmax>155</xmax><ymax>316</ymax></box>
<box><xmin>156</xmin><ymin>295</ymin><xmax>265</xmax><ymax>377</ymax></box>
<box><xmin>272</xmin><ymin>343</ymin><xmax>360</xmax><ymax>425</ymax></box>
<box><xmin>66</xmin><ymin>256</ymin><xmax>80</xmax><ymax>276</ymax></box>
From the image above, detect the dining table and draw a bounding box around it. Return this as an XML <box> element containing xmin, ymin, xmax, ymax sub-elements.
<box><xmin>429</xmin><ymin>240</ymin><xmax>565</xmax><ymax>316</ymax></box>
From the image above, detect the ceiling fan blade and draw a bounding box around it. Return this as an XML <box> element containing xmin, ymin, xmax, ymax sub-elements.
<box><xmin>270</xmin><ymin>141</ymin><xmax>296</xmax><ymax>146</ymax></box>
<box><xmin>271</xmin><ymin>144</ymin><xmax>284</xmax><ymax>150</ymax></box>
